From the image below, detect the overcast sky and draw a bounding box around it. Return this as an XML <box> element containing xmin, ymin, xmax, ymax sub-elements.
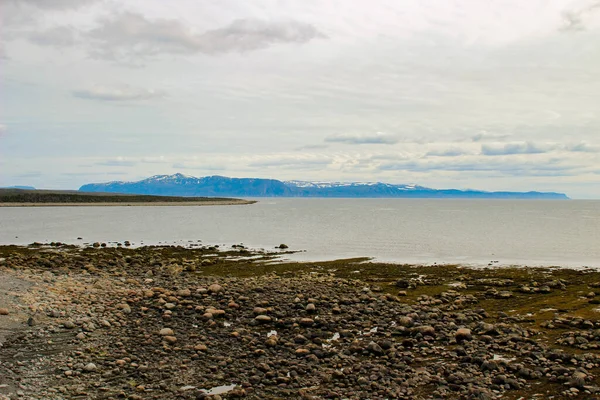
<box><xmin>1</xmin><ymin>0</ymin><xmax>599</xmax><ymax>198</ymax></box>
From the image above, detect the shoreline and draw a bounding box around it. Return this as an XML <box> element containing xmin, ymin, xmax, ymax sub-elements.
<box><xmin>0</xmin><ymin>199</ymin><xmax>256</xmax><ymax>207</ymax></box>
<box><xmin>1</xmin><ymin>244</ymin><xmax>600</xmax><ymax>399</ymax></box>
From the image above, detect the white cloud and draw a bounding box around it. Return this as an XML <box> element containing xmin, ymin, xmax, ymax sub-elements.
<box><xmin>325</xmin><ymin>133</ymin><xmax>399</xmax><ymax>145</ymax></box>
<box><xmin>72</xmin><ymin>85</ymin><xmax>166</xmax><ymax>101</ymax></box>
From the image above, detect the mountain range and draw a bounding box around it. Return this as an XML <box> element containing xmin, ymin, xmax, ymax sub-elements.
<box><xmin>78</xmin><ymin>174</ymin><xmax>569</xmax><ymax>199</ymax></box>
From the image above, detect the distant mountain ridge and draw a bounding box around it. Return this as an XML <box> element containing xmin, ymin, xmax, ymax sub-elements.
<box><xmin>79</xmin><ymin>173</ymin><xmax>569</xmax><ymax>199</ymax></box>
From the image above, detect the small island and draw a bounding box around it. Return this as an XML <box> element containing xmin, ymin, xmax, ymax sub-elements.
<box><xmin>0</xmin><ymin>188</ymin><xmax>255</xmax><ymax>207</ymax></box>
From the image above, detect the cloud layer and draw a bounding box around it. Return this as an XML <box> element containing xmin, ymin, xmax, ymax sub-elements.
<box><xmin>1</xmin><ymin>0</ymin><xmax>600</xmax><ymax>198</ymax></box>
<box><xmin>325</xmin><ymin>133</ymin><xmax>399</xmax><ymax>145</ymax></box>
<box><xmin>87</xmin><ymin>13</ymin><xmax>325</xmax><ymax>60</ymax></box>
<box><xmin>72</xmin><ymin>85</ymin><xmax>165</xmax><ymax>101</ymax></box>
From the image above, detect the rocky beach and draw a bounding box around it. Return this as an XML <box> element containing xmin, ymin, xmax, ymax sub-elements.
<box><xmin>1</xmin><ymin>244</ymin><xmax>600</xmax><ymax>399</ymax></box>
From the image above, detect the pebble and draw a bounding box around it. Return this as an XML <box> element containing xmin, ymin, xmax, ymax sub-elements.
<box><xmin>159</xmin><ymin>328</ymin><xmax>174</xmax><ymax>336</ymax></box>
<box><xmin>83</xmin><ymin>363</ymin><xmax>97</xmax><ymax>372</ymax></box>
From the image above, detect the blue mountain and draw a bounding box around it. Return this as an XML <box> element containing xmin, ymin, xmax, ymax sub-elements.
<box><xmin>79</xmin><ymin>173</ymin><xmax>569</xmax><ymax>199</ymax></box>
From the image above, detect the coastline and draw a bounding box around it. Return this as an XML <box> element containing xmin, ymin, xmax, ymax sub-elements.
<box><xmin>0</xmin><ymin>199</ymin><xmax>257</xmax><ymax>207</ymax></box>
<box><xmin>1</xmin><ymin>244</ymin><xmax>599</xmax><ymax>399</ymax></box>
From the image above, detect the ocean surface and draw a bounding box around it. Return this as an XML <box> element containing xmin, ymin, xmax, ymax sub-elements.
<box><xmin>1</xmin><ymin>199</ymin><xmax>599</xmax><ymax>268</ymax></box>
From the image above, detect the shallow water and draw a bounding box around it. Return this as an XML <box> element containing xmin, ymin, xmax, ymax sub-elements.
<box><xmin>0</xmin><ymin>198</ymin><xmax>599</xmax><ymax>267</ymax></box>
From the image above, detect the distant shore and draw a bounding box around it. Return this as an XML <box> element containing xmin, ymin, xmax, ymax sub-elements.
<box><xmin>0</xmin><ymin>188</ymin><xmax>256</xmax><ymax>206</ymax></box>
<box><xmin>0</xmin><ymin>200</ymin><xmax>256</xmax><ymax>207</ymax></box>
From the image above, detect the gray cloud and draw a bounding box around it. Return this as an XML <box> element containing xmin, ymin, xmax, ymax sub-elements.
<box><xmin>566</xmin><ymin>142</ymin><xmax>600</xmax><ymax>153</ymax></box>
<box><xmin>325</xmin><ymin>133</ymin><xmax>399</xmax><ymax>145</ymax></box>
<box><xmin>88</xmin><ymin>12</ymin><xmax>325</xmax><ymax>60</ymax></box>
<box><xmin>295</xmin><ymin>144</ymin><xmax>329</xmax><ymax>151</ymax></box>
<box><xmin>73</xmin><ymin>85</ymin><xmax>166</xmax><ymax>101</ymax></box>
<box><xmin>15</xmin><ymin>171</ymin><xmax>42</xmax><ymax>179</ymax></box>
<box><xmin>172</xmin><ymin>163</ymin><xmax>225</xmax><ymax>171</ymax></box>
<box><xmin>481</xmin><ymin>142</ymin><xmax>555</xmax><ymax>156</ymax></box>
<box><xmin>7</xmin><ymin>0</ymin><xmax>98</xmax><ymax>10</ymax></box>
<box><xmin>471</xmin><ymin>132</ymin><xmax>512</xmax><ymax>142</ymax></box>
<box><xmin>95</xmin><ymin>159</ymin><xmax>137</xmax><ymax>167</ymax></box>
<box><xmin>28</xmin><ymin>26</ymin><xmax>77</xmax><ymax>47</ymax></box>
<box><xmin>378</xmin><ymin>157</ymin><xmax>583</xmax><ymax>178</ymax></box>
<box><xmin>426</xmin><ymin>148</ymin><xmax>470</xmax><ymax>157</ymax></box>
<box><xmin>248</xmin><ymin>157</ymin><xmax>331</xmax><ymax>169</ymax></box>
<box><xmin>560</xmin><ymin>2</ymin><xmax>600</xmax><ymax>32</ymax></box>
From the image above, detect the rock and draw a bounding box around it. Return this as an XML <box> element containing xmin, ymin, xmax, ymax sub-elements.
<box><xmin>177</xmin><ymin>288</ymin><xmax>191</xmax><ymax>297</ymax></box>
<box><xmin>116</xmin><ymin>303</ymin><xmax>131</xmax><ymax>313</ymax></box>
<box><xmin>194</xmin><ymin>344</ymin><xmax>208</xmax><ymax>352</ymax></box>
<box><xmin>395</xmin><ymin>279</ymin><xmax>410</xmax><ymax>288</ymax></box>
<box><xmin>83</xmin><ymin>363</ymin><xmax>97</xmax><ymax>372</ymax></box>
<box><xmin>253</xmin><ymin>307</ymin><xmax>268</xmax><ymax>315</ymax></box>
<box><xmin>278</xmin><ymin>244</ymin><xmax>289</xmax><ymax>249</ymax></box>
<box><xmin>306</xmin><ymin>303</ymin><xmax>316</xmax><ymax>313</ymax></box>
<box><xmin>164</xmin><ymin>336</ymin><xmax>177</xmax><ymax>344</ymax></box>
<box><xmin>414</xmin><ymin>325</ymin><xmax>435</xmax><ymax>337</ymax></box>
<box><xmin>0</xmin><ymin>308</ymin><xmax>9</xmax><ymax>315</ymax></box>
<box><xmin>455</xmin><ymin>328</ymin><xmax>472</xmax><ymax>342</ymax></box>
<box><xmin>159</xmin><ymin>328</ymin><xmax>174</xmax><ymax>336</ymax></box>
<box><xmin>299</xmin><ymin>318</ymin><xmax>314</xmax><ymax>326</ymax></box>
<box><xmin>367</xmin><ymin>341</ymin><xmax>384</xmax><ymax>355</ymax></box>
<box><xmin>497</xmin><ymin>291</ymin><xmax>513</xmax><ymax>299</ymax></box>
<box><xmin>63</xmin><ymin>321</ymin><xmax>76</xmax><ymax>329</ymax></box>
<box><xmin>570</xmin><ymin>371</ymin><xmax>587</xmax><ymax>388</ymax></box>
<box><xmin>76</xmin><ymin>332</ymin><xmax>86</xmax><ymax>340</ymax></box>
<box><xmin>255</xmin><ymin>315</ymin><xmax>272</xmax><ymax>323</ymax></box>
<box><xmin>208</xmin><ymin>284</ymin><xmax>223</xmax><ymax>293</ymax></box>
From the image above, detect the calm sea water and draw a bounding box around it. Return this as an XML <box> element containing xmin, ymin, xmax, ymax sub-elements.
<box><xmin>0</xmin><ymin>199</ymin><xmax>599</xmax><ymax>267</ymax></box>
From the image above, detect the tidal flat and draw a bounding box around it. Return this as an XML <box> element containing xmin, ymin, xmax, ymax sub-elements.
<box><xmin>1</xmin><ymin>244</ymin><xmax>600</xmax><ymax>399</ymax></box>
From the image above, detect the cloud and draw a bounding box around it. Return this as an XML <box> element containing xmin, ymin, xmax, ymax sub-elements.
<box><xmin>560</xmin><ymin>1</ymin><xmax>600</xmax><ymax>32</ymax></box>
<box><xmin>248</xmin><ymin>156</ymin><xmax>331</xmax><ymax>169</ymax></box>
<box><xmin>481</xmin><ymin>142</ymin><xmax>556</xmax><ymax>156</ymax></box>
<box><xmin>426</xmin><ymin>147</ymin><xmax>471</xmax><ymax>157</ymax></box>
<box><xmin>94</xmin><ymin>158</ymin><xmax>137</xmax><ymax>167</ymax></box>
<box><xmin>295</xmin><ymin>144</ymin><xmax>329</xmax><ymax>151</ymax></box>
<box><xmin>0</xmin><ymin>124</ymin><xmax>6</xmax><ymax>136</ymax></box>
<box><xmin>7</xmin><ymin>0</ymin><xmax>98</xmax><ymax>10</ymax></box>
<box><xmin>378</xmin><ymin>156</ymin><xmax>585</xmax><ymax>178</ymax></box>
<box><xmin>15</xmin><ymin>171</ymin><xmax>42</xmax><ymax>179</ymax></box>
<box><xmin>28</xmin><ymin>26</ymin><xmax>77</xmax><ymax>47</ymax></box>
<box><xmin>172</xmin><ymin>163</ymin><xmax>225</xmax><ymax>171</ymax></box>
<box><xmin>471</xmin><ymin>132</ymin><xmax>512</xmax><ymax>142</ymax></box>
<box><xmin>73</xmin><ymin>85</ymin><xmax>166</xmax><ymax>101</ymax></box>
<box><xmin>566</xmin><ymin>142</ymin><xmax>600</xmax><ymax>153</ymax></box>
<box><xmin>88</xmin><ymin>12</ymin><xmax>326</xmax><ymax>60</ymax></box>
<box><xmin>325</xmin><ymin>132</ymin><xmax>399</xmax><ymax>145</ymax></box>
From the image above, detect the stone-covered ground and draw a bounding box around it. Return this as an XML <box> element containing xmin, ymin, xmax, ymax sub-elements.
<box><xmin>1</xmin><ymin>244</ymin><xmax>600</xmax><ymax>399</ymax></box>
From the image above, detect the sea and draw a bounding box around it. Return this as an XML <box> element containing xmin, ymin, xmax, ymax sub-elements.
<box><xmin>0</xmin><ymin>198</ymin><xmax>599</xmax><ymax>268</ymax></box>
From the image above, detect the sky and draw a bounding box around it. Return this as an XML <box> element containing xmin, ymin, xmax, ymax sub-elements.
<box><xmin>1</xmin><ymin>0</ymin><xmax>599</xmax><ymax>198</ymax></box>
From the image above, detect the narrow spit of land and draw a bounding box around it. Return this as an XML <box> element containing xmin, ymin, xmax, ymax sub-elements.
<box><xmin>0</xmin><ymin>189</ymin><xmax>256</xmax><ymax>206</ymax></box>
<box><xmin>1</xmin><ymin>244</ymin><xmax>600</xmax><ymax>399</ymax></box>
